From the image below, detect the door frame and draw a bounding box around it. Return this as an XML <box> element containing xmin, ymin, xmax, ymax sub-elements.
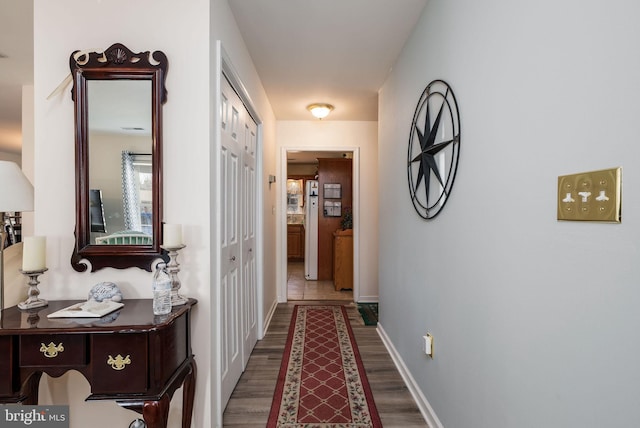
<box><xmin>278</xmin><ymin>147</ymin><xmax>360</xmax><ymax>302</ymax></box>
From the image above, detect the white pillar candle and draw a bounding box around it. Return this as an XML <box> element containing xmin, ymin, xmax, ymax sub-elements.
<box><xmin>22</xmin><ymin>236</ymin><xmax>46</xmax><ymax>271</ymax></box>
<box><xmin>163</xmin><ymin>224</ymin><xmax>183</xmax><ymax>247</ymax></box>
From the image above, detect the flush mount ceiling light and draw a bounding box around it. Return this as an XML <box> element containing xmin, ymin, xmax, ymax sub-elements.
<box><xmin>307</xmin><ymin>103</ymin><xmax>334</xmax><ymax>119</ymax></box>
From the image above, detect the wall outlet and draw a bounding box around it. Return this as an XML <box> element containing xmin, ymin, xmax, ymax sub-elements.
<box><xmin>423</xmin><ymin>333</ymin><xmax>433</xmax><ymax>358</ymax></box>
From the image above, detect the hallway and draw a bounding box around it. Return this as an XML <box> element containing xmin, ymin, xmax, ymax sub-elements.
<box><xmin>222</xmin><ymin>302</ymin><xmax>427</xmax><ymax>427</ymax></box>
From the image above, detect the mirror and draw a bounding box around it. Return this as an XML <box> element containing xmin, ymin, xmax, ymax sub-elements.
<box><xmin>70</xmin><ymin>43</ymin><xmax>168</xmax><ymax>272</ymax></box>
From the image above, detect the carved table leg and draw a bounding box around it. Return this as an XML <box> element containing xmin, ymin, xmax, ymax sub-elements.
<box><xmin>142</xmin><ymin>394</ymin><xmax>171</xmax><ymax>428</ymax></box>
<box><xmin>21</xmin><ymin>372</ymin><xmax>43</xmax><ymax>405</ymax></box>
<box><xmin>182</xmin><ymin>359</ymin><xmax>197</xmax><ymax>428</ymax></box>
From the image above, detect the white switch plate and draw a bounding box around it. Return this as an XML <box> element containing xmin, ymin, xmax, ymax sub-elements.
<box><xmin>557</xmin><ymin>167</ymin><xmax>621</xmax><ymax>223</ymax></box>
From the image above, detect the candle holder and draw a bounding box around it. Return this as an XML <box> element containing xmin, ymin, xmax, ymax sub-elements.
<box><xmin>25</xmin><ymin>308</ymin><xmax>41</xmax><ymax>328</ymax></box>
<box><xmin>18</xmin><ymin>268</ymin><xmax>48</xmax><ymax>310</ymax></box>
<box><xmin>161</xmin><ymin>244</ymin><xmax>188</xmax><ymax>306</ymax></box>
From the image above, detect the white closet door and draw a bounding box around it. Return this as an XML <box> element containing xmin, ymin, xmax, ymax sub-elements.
<box><xmin>220</xmin><ymin>74</ymin><xmax>258</xmax><ymax>408</ymax></box>
<box><xmin>241</xmin><ymin>114</ymin><xmax>258</xmax><ymax>368</ymax></box>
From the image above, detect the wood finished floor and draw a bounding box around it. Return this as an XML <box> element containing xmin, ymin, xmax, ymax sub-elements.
<box><xmin>222</xmin><ymin>302</ymin><xmax>428</xmax><ymax>427</ymax></box>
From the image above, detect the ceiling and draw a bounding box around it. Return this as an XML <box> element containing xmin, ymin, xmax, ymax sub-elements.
<box><xmin>0</xmin><ymin>0</ymin><xmax>428</xmax><ymax>154</ymax></box>
<box><xmin>228</xmin><ymin>0</ymin><xmax>427</xmax><ymax>121</ymax></box>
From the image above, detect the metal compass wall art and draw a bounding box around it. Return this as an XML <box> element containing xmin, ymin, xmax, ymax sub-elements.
<box><xmin>407</xmin><ymin>79</ymin><xmax>461</xmax><ymax>219</ymax></box>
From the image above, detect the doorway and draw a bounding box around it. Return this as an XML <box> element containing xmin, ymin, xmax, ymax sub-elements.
<box><xmin>285</xmin><ymin>150</ymin><xmax>355</xmax><ymax>301</ymax></box>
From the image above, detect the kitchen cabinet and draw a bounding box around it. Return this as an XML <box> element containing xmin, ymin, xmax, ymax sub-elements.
<box><xmin>333</xmin><ymin>229</ymin><xmax>353</xmax><ymax>291</ymax></box>
<box><xmin>287</xmin><ymin>224</ymin><xmax>305</xmax><ymax>261</ymax></box>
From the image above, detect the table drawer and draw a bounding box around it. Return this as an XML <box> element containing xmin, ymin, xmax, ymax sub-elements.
<box><xmin>20</xmin><ymin>334</ymin><xmax>87</xmax><ymax>367</ymax></box>
<box><xmin>91</xmin><ymin>333</ymin><xmax>148</xmax><ymax>394</ymax></box>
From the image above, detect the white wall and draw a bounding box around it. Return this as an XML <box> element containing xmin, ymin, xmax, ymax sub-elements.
<box><xmin>33</xmin><ymin>0</ymin><xmax>211</xmax><ymax>426</ymax></box>
<box><xmin>21</xmin><ymin>84</ymin><xmax>34</xmax><ymax>236</ymax></box>
<box><xmin>277</xmin><ymin>121</ymin><xmax>379</xmax><ymax>301</ymax></box>
<box><xmin>378</xmin><ymin>0</ymin><xmax>640</xmax><ymax>426</ymax></box>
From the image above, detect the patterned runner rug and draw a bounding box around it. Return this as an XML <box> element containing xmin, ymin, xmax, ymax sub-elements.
<box><xmin>268</xmin><ymin>305</ymin><xmax>382</xmax><ymax>428</ymax></box>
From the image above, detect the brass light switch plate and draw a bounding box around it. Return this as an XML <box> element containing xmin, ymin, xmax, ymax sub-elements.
<box><xmin>557</xmin><ymin>167</ymin><xmax>621</xmax><ymax>222</ymax></box>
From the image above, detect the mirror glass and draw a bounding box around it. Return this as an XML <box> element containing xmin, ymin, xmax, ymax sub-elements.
<box><xmin>70</xmin><ymin>43</ymin><xmax>168</xmax><ymax>272</ymax></box>
<box><xmin>88</xmin><ymin>80</ymin><xmax>153</xmax><ymax>245</ymax></box>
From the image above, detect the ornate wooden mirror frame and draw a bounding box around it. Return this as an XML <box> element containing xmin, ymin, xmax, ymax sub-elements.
<box><xmin>70</xmin><ymin>43</ymin><xmax>168</xmax><ymax>272</ymax></box>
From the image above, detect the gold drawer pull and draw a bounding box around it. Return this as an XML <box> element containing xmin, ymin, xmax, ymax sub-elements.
<box><xmin>107</xmin><ymin>354</ymin><xmax>131</xmax><ymax>371</ymax></box>
<box><xmin>40</xmin><ymin>342</ymin><xmax>64</xmax><ymax>358</ymax></box>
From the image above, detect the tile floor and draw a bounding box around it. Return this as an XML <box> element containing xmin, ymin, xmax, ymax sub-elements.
<box><xmin>287</xmin><ymin>262</ymin><xmax>353</xmax><ymax>301</ymax></box>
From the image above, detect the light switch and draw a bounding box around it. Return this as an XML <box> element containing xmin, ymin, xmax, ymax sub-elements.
<box><xmin>557</xmin><ymin>167</ymin><xmax>621</xmax><ymax>223</ymax></box>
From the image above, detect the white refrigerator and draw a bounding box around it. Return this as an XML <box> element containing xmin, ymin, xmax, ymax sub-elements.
<box><xmin>304</xmin><ymin>180</ymin><xmax>319</xmax><ymax>280</ymax></box>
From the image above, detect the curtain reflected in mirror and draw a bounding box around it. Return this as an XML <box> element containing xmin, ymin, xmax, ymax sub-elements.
<box><xmin>87</xmin><ymin>80</ymin><xmax>153</xmax><ymax>246</ymax></box>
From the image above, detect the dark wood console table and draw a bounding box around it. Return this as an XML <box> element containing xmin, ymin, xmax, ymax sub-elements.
<box><xmin>0</xmin><ymin>298</ymin><xmax>197</xmax><ymax>428</ymax></box>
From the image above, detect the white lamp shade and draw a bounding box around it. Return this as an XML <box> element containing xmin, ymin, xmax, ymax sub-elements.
<box><xmin>0</xmin><ymin>161</ymin><xmax>34</xmax><ymax>212</ymax></box>
<box><xmin>307</xmin><ymin>103</ymin><xmax>334</xmax><ymax>119</ymax></box>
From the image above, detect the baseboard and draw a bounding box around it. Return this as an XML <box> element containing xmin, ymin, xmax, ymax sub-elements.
<box><xmin>376</xmin><ymin>322</ymin><xmax>444</xmax><ymax>428</ymax></box>
<box><xmin>356</xmin><ymin>295</ymin><xmax>379</xmax><ymax>303</ymax></box>
<box><xmin>261</xmin><ymin>298</ymin><xmax>279</xmax><ymax>337</ymax></box>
